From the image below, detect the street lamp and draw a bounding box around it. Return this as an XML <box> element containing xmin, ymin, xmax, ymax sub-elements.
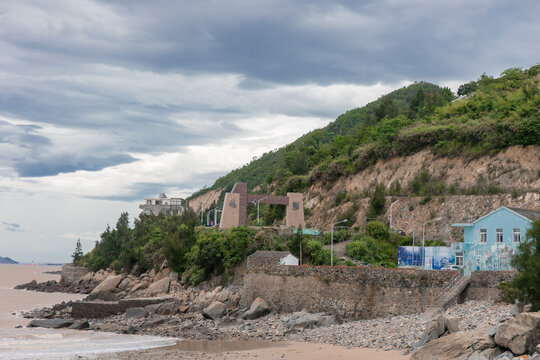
<box><xmin>389</xmin><ymin>200</ymin><xmax>398</xmax><ymax>230</ymax></box>
<box><xmin>256</xmin><ymin>197</ymin><xmax>268</xmax><ymax>227</ymax></box>
<box><xmin>422</xmin><ymin>217</ymin><xmax>442</xmax><ymax>269</ymax></box>
<box><xmin>331</xmin><ymin>219</ymin><xmax>348</xmax><ymax>266</ymax></box>
<box><xmin>405</xmin><ymin>221</ymin><xmax>416</xmax><ymax>267</ymax></box>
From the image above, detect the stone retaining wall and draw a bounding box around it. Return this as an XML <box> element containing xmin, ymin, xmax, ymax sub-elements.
<box><xmin>60</xmin><ymin>265</ymin><xmax>89</xmax><ymax>286</ymax></box>
<box><xmin>241</xmin><ymin>256</ymin><xmax>516</xmax><ymax>319</ymax></box>
<box><xmin>241</xmin><ymin>256</ymin><xmax>457</xmax><ymax>319</ymax></box>
<box><xmin>72</xmin><ymin>297</ymin><xmax>173</xmax><ymax>318</ymax></box>
<box><xmin>463</xmin><ymin>271</ymin><xmax>516</xmax><ymax>301</ymax></box>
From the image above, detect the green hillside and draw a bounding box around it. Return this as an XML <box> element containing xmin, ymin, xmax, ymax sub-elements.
<box><xmin>191</xmin><ymin>66</ymin><xmax>540</xmax><ymax>202</ymax></box>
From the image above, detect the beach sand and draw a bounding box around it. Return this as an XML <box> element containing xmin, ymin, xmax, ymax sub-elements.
<box><xmin>97</xmin><ymin>340</ymin><xmax>410</xmax><ymax>360</ymax></box>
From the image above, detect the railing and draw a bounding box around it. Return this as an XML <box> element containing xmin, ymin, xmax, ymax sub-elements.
<box><xmin>433</xmin><ymin>272</ymin><xmax>461</xmax><ymax>303</ymax></box>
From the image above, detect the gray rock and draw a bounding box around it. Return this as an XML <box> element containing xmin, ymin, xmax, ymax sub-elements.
<box><xmin>169</xmin><ymin>271</ymin><xmax>178</xmax><ymax>281</ymax></box>
<box><xmin>27</xmin><ymin>319</ymin><xmax>74</xmax><ymax>329</ymax></box>
<box><xmin>417</xmin><ymin>314</ymin><xmax>447</xmax><ymax>347</ymax></box>
<box><xmin>89</xmin><ymin>274</ymin><xmax>124</xmax><ymax>300</ymax></box>
<box><xmin>446</xmin><ymin>317</ymin><xmax>461</xmax><ymax>334</ymax></box>
<box><xmin>241</xmin><ymin>298</ymin><xmax>271</xmax><ymax>320</ymax></box>
<box><xmin>411</xmin><ymin>326</ymin><xmax>496</xmax><ymax>360</ymax></box>
<box><xmin>494</xmin><ymin>312</ymin><xmax>540</xmax><ymax>355</ymax></box>
<box><xmin>144</xmin><ymin>303</ymin><xmax>162</xmax><ymax>315</ymax></box>
<box><xmin>155</xmin><ymin>302</ymin><xmax>177</xmax><ymax>316</ymax></box>
<box><xmin>68</xmin><ymin>320</ymin><xmax>89</xmax><ymax>330</ymax></box>
<box><xmin>488</xmin><ymin>326</ymin><xmax>498</xmax><ymax>337</ymax></box>
<box><xmin>146</xmin><ymin>277</ymin><xmax>170</xmax><ymax>297</ymax></box>
<box><xmin>202</xmin><ymin>301</ymin><xmax>227</xmax><ymax>320</ymax></box>
<box><xmin>125</xmin><ymin>307</ymin><xmax>148</xmax><ymax>320</ymax></box>
<box><xmin>493</xmin><ymin>351</ymin><xmax>514</xmax><ymax>360</ymax></box>
<box><xmin>467</xmin><ymin>351</ymin><xmax>489</xmax><ymax>360</ymax></box>
<box><xmin>529</xmin><ymin>353</ymin><xmax>540</xmax><ymax>360</ymax></box>
<box><xmin>479</xmin><ymin>347</ymin><xmax>503</xmax><ymax>359</ymax></box>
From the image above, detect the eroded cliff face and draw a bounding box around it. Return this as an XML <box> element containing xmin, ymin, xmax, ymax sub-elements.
<box><xmin>188</xmin><ymin>188</ymin><xmax>223</xmax><ymax>212</ymax></box>
<box><xmin>303</xmin><ymin>145</ymin><xmax>540</xmax><ymax>240</ymax></box>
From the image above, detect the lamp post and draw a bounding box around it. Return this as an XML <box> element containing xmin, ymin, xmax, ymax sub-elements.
<box><xmin>331</xmin><ymin>219</ymin><xmax>348</xmax><ymax>266</ymax></box>
<box><xmin>422</xmin><ymin>217</ymin><xmax>442</xmax><ymax>269</ymax></box>
<box><xmin>256</xmin><ymin>197</ymin><xmax>268</xmax><ymax>227</ymax></box>
<box><xmin>405</xmin><ymin>221</ymin><xmax>416</xmax><ymax>267</ymax></box>
<box><xmin>389</xmin><ymin>200</ymin><xmax>398</xmax><ymax>230</ymax></box>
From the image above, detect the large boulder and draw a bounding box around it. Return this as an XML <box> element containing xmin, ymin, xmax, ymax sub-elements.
<box><xmin>411</xmin><ymin>325</ymin><xmax>496</xmax><ymax>360</ymax></box>
<box><xmin>202</xmin><ymin>301</ymin><xmax>227</xmax><ymax>320</ymax></box>
<box><xmin>89</xmin><ymin>274</ymin><xmax>124</xmax><ymax>300</ymax></box>
<box><xmin>145</xmin><ymin>277</ymin><xmax>170</xmax><ymax>297</ymax></box>
<box><xmin>494</xmin><ymin>312</ymin><xmax>540</xmax><ymax>355</ymax></box>
<box><xmin>417</xmin><ymin>314</ymin><xmax>461</xmax><ymax>347</ymax></box>
<box><xmin>241</xmin><ymin>298</ymin><xmax>271</xmax><ymax>320</ymax></box>
<box><xmin>28</xmin><ymin>319</ymin><xmax>74</xmax><ymax>329</ymax></box>
<box><xmin>287</xmin><ymin>311</ymin><xmax>336</xmax><ymax>330</ymax></box>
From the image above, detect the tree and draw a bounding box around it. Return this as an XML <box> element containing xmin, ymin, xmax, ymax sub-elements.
<box><xmin>510</xmin><ymin>220</ymin><xmax>540</xmax><ymax>310</ymax></box>
<box><xmin>72</xmin><ymin>239</ymin><xmax>83</xmax><ymax>265</ymax></box>
<box><xmin>367</xmin><ymin>183</ymin><xmax>386</xmax><ymax>218</ymax></box>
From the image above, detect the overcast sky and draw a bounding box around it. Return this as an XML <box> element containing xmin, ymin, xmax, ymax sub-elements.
<box><xmin>1</xmin><ymin>0</ymin><xmax>538</xmax><ymax>263</ymax></box>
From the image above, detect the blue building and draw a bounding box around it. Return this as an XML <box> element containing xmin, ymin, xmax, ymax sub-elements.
<box><xmin>452</xmin><ymin>206</ymin><xmax>540</xmax><ymax>275</ymax></box>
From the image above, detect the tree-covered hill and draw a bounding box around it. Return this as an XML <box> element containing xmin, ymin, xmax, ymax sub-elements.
<box><xmin>190</xmin><ymin>66</ymin><xmax>540</xmax><ymax>202</ymax></box>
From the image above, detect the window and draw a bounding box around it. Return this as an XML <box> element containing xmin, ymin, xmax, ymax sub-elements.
<box><xmin>513</xmin><ymin>228</ymin><xmax>521</xmax><ymax>243</ymax></box>
<box><xmin>146</xmin><ymin>200</ymin><xmax>151</xmax><ymax>205</ymax></box>
<box><xmin>480</xmin><ymin>229</ymin><xmax>487</xmax><ymax>243</ymax></box>
<box><xmin>456</xmin><ymin>252</ymin><xmax>463</xmax><ymax>266</ymax></box>
<box><xmin>496</xmin><ymin>229</ymin><xmax>503</xmax><ymax>243</ymax></box>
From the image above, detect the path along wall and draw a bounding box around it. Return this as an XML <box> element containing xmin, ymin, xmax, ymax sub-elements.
<box><xmin>240</xmin><ymin>257</ymin><xmax>457</xmax><ymax>319</ymax></box>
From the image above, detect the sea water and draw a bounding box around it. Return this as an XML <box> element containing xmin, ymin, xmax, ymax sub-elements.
<box><xmin>0</xmin><ymin>265</ymin><xmax>175</xmax><ymax>359</ymax></box>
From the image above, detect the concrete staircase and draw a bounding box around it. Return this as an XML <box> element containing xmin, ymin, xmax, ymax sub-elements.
<box><xmin>424</xmin><ymin>274</ymin><xmax>471</xmax><ymax>319</ymax></box>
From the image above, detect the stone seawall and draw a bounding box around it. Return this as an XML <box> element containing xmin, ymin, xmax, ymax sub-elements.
<box><xmin>241</xmin><ymin>256</ymin><xmax>457</xmax><ymax>319</ymax></box>
<box><xmin>72</xmin><ymin>297</ymin><xmax>173</xmax><ymax>318</ymax></box>
<box><xmin>241</xmin><ymin>257</ymin><xmax>516</xmax><ymax>319</ymax></box>
<box><xmin>463</xmin><ymin>271</ymin><xmax>516</xmax><ymax>301</ymax></box>
<box><xmin>60</xmin><ymin>264</ymin><xmax>89</xmax><ymax>286</ymax></box>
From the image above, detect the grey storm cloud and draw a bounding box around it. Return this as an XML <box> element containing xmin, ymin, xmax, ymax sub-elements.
<box><xmin>1</xmin><ymin>221</ymin><xmax>24</xmax><ymax>232</ymax></box>
<box><xmin>0</xmin><ymin>0</ymin><xmax>538</xmax><ymax>180</ymax></box>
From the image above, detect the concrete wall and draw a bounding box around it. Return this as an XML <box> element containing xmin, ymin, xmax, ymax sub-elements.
<box><xmin>60</xmin><ymin>265</ymin><xmax>89</xmax><ymax>286</ymax></box>
<box><xmin>220</xmin><ymin>192</ymin><xmax>240</xmax><ymax>229</ymax></box>
<box><xmin>462</xmin><ymin>271</ymin><xmax>516</xmax><ymax>301</ymax></box>
<box><xmin>241</xmin><ymin>256</ymin><xmax>457</xmax><ymax>319</ymax></box>
<box><xmin>72</xmin><ymin>297</ymin><xmax>173</xmax><ymax>318</ymax></box>
<box><xmin>241</xmin><ymin>257</ymin><xmax>516</xmax><ymax>319</ymax></box>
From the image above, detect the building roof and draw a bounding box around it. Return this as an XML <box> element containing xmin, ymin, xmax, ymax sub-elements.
<box><xmin>507</xmin><ymin>207</ymin><xmax>540</xmax><ymax>222</ymax></box>
<box><xmin>248</xmin><ymin>251</ymin><xmax>292</xmax><ymax>259</ymax></box>
<box><xmin>452</xmin><ymin>206</ymin><xmax>539</xmax><ymax>228</ymax></box>
<box><xmin>292</xmin><ymin>228</ymin><xmax>321</xmax><ymax>236</ymax></box>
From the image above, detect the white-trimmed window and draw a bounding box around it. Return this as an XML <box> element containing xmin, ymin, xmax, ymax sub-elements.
<box><xmin>480</xmin><ymin>229</ymin><xmax>487</xmax><ymax>243</ymax></box>
<box><xmin>496</xmin><ymin>229</ymin><xmax>503</xmax><ymax>243</ymax></box>
<box><xmin>513</xmin><ymin>228</ymin><xmax>521</xmax><ymax>243</ymax></box>
<box><xmin>456</xmin><ymin>252</ymin><xmax>463</xmax><ymax>266</ymax></box>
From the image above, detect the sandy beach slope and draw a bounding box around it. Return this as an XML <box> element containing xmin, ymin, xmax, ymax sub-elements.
<box><xmin>96</xmin><ymin>340</ymin><xmax>410</xmax><ymax>360</ymax></box>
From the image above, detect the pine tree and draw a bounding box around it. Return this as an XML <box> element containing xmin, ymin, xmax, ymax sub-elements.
<box><xmin>72</xmin><ymin>239</ymin><xmax>83</xmax><ymax>265</ymax></box>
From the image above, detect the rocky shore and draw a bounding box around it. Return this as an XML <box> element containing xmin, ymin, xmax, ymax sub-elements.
<box><xmin>16</xmin><ymin>265</ymin><xmax>540</xmax><ymax>360</ymax></box>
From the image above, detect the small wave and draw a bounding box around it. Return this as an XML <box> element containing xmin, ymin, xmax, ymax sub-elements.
<box><xmin>0</xmin><ymin>328</ymin><xmax>176</xmax><ymax>360</ymax></box>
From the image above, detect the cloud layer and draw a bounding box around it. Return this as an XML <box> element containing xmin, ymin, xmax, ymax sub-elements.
<box><xmin>0</xmin><ymin>0</ymin><xmax>538</xmax><ymax>262</ymax></box>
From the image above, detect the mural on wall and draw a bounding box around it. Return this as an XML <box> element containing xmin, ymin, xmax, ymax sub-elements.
<box><xmin>398</xmin><ymin>246</ymin><xmax>422</xmax><ymax>267</ymax></box>
<box><xmin>458</xmin><ymin>242</ymin><xmax>515</xmax><ymax>273</ymax></box>
<box><xmin>398</xmin><ymin>246</ymin><xmax>456</xmax><ymax>269</ymax></box>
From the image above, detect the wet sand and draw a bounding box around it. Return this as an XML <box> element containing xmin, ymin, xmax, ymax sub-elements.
<box><xmin>97</xmin><ymin>340</ymin><xmax>410</xmax><ymax>360</ymax></box>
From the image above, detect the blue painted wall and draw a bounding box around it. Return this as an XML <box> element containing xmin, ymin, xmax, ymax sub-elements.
<box><xmin>398</xmin><ymin>246</ymin><xmax>456</xmax><ymax>269</ymax></box>
<box><xmin>453</xmin><ymin>207</ymin><xmax>532</xmax><ymax>275</ymax></box>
